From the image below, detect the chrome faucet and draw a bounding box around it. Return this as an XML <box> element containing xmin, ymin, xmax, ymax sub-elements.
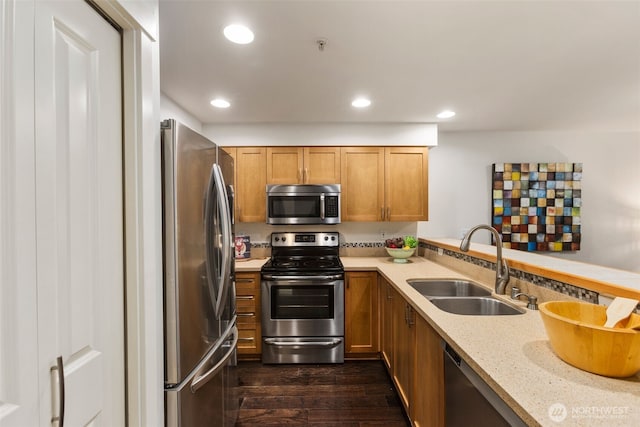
<box><xmin>460</xmin><ymin>224</ymin><xmax>510</xmax><ymax>295</ymax></box>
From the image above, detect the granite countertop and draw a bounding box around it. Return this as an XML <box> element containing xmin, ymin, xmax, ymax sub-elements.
<box><xmin>235</xmin><ymin>256</ymin><xmax>640</xmax><ymax>426</ymax></box>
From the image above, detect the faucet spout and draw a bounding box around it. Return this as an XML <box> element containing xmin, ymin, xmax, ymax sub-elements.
<box><xmin>460</xmin><ymin>224</ymin><xmax>510</xmax><ymax>294</ymax></box>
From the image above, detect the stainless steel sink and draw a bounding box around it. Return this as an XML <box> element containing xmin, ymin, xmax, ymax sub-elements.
<box><xmin>429</xmin><ymin>297</ymin><xmax>525</xmax><ymax>316</ymax></box>
<box><xmin>407</xmin><ymin>279</ymin><xmax>492</xmax><ymax>298</ymax></box>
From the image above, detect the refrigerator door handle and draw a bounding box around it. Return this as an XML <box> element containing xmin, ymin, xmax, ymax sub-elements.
<box><xmin>212</xmin><ymin>163</ymin><xmax>233</xmax><ymax>319</ymax></box>
<box><xmin>190</xmin><ymin>325</ymin><xmax>238</xmax><ymax>393</ymax></box>
<box><xmin>204</xmin><ymin>163</ymin><xmax>232</xmax><ymax>319</ymax></box>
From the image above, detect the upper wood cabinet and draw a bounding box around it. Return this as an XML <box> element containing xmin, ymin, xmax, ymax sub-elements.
<box><xmin>340</xmin><ymin>147</ymin><xmax>385</xmax><ymax>221</ymax></box>
<box><xmin>345</xmin><ymin>271</ymin><xmax>379</xmax><ymax>357</ymax></box>
<box><xmin>341</xmin><ymin>146</ymin><xmax>428</xmax><ymax>221</ymax></box>
<box><xmin>266</xmin><ymin>147</ymin><xmax>340</xmax><ymax>184</ymax></box>
<box><xmin>236</xmin><ymin>147</ymin><xmax>266</xmax><ymax>222</ymax></box>
<box><xmin>385</xmin><ymin>147</ymin><xmax>429</xmax><ymax>221</ymax></box>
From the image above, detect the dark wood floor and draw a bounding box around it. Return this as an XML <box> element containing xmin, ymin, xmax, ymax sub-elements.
<box><xmin>235</xmin><ymin>360</ymin><xmax>410</xmax><ymax>426</ymax></box>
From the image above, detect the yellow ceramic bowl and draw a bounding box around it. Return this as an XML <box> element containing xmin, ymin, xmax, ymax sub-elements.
<box><xmin>539</xmin><ymin>300</ymin><xmax>640</xmax><ymax>378</ymax></box>
<box><xmin>385</xmin><ymin>247</ymin><xmax>415</xmax><ymax>263</ymax></box>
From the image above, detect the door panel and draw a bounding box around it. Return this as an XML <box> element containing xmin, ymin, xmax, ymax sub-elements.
<box><xmin>34</xmin><ymin>1</ymin><xmax>123</xmax><ymax>425</ymax></box>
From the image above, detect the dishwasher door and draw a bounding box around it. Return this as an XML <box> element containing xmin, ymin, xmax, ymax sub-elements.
<box><xmin>443</xmin><ymin>341</ymin><xmax>526</xmax><ymax>427</ymax></box>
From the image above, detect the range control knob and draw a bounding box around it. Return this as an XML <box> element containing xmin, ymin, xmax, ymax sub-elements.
<box><xmin>324</xmin><ymin>236</ymin><xmax>329</xmax><ymax>241</ymax></box>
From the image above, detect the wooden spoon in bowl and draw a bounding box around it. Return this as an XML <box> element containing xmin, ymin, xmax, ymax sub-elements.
<box><xmin>604</xmin><ymin>297</ymin><xmax>639</xmax><ymax>328</ymax></box>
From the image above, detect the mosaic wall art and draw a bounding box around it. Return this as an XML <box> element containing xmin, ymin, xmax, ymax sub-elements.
<box><xmin>492</xmin><ymin>163</ymin><xmax>582</xmax><ymax>252</ymax></box>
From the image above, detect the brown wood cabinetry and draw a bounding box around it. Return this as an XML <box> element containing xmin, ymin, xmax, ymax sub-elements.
<box><xmin>235</xmin><ymin>272</ymin><xmax>261</xmax><ymax>357</ymax></box>
<box><xmin>341</xmin><ymin>146</ymin><xmax>428</xmax><ymax>221</ymax></box>
<box><xmin>392</xmin><ymin>286</ymin><xmax>416</xmax><ymax>413</ymax></box>
<box><xmin>266</xmin><ymin>146</ymin><xmax>340</xmax><ymax>184</ymax></box>
<box><xmin>236</xmin><ymin>147</ymin><xmax>266</xmax><ymax>222</ymax></box>
<box><xmin>380</xmin><ymin>283</ymin><xmax>445</xmax><ymax>426</ymax></box>
<box><xmin>340</xmin><ymin>147</ymin><xmax>385</xmax><ymax>221</ymax></box>
<box><xmin>379</xmin><ymin>277</ymin><xmax>394</xmax><ymax>370</ymax></box>
<box><xmin>345</xmin><ymin>271</ymin><xmax>379</xmax><ymax>357</ymax></box>
<box><xmin>413</xmin><ymin>315</ymin><xmax>445</xmax><ymax>427</ymax></box>
<box><xmin>385</xmin><ymin>147</ymin><xmax>429</xmax><ymax>221</ymax></box>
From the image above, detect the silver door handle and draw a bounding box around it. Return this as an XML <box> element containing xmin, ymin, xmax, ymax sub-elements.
<box><xmin>51</xmin><ymin>356</ymin><xmax>65</xmax><ymax>426</ymax></box>
<box><xmin>237</xmin><ymin>312</ymin><xmax>255</xmax><ymax>317</ymax></box>
<box><xmin>190</xmin><ymin>326</ymin><xmax>238</xmax><ymax>393</ymax></box>
<box><xmin>263</xmin><ymin>338</ymin><xmax>342</xmax><ymax>348</ymax></box>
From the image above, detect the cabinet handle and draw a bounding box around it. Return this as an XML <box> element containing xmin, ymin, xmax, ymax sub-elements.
<box><xmin>380</xmin><ymin>207</ymin><xmax>384</xmax><ymax>221</ymax></box>
<box><xmin>236</xmin><ymin>278</ymin><xmax>254</xmax><ymax>283</ymax></box>
<box><xmin>50</xmin><ymin>356</ymin><xmax>65</xmax><ymax>426</ymax></box>
<box><xmin>237</xmin><ymin>312</ymin><xmax>255</xmax><ymax>317</ymax></box>
<box><xmin>407</xmin><ymin>305</ymin><xmax>414</xmax><ymax>327</ymax></box>
<box><xmin>386</xmin><ymin>207</ymin><xmax>390</xmax><ymax>221</ymax></box>
<box><xmin>238</xmin><ymin>337</ymin><xmax>255</xmax><ymax>342</ymax></box>
<box><xmin>236</xmin><ymin>295</ymin><xmax>254</xmax><ymax>300</ymax></box>
<box><xmin>304</xmin><ymin>168</ymin><xmax>309</xmax><ymax>183</ymax></box>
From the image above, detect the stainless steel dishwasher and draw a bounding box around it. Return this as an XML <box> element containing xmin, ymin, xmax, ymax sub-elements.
<box><xmin>443</xmin><ymin>341</ymin><xmax>527</xmax><ymax>427</ymax></box>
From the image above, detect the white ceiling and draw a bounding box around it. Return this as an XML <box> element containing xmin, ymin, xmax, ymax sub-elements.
<box><xmin>159</xmin><ymin>0</ymin><xmax>640</xmax><ymax>132</ymax></box>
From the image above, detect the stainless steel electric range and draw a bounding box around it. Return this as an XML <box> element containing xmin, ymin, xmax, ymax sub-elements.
<box><xmin>260</xmin><ymin>231</ymin><xmax>344</xmax><ymax>364</ymax></box>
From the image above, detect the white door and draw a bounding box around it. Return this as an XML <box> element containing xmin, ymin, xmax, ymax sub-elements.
<box><xmin>34</xmin><ymin>1</ymin><xmax>124</xmax><ymax>426</ymax></box>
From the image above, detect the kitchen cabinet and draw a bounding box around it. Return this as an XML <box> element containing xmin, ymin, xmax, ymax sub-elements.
<box><xmin>340</xmin><ymin>147</ymin><xmax>385</xmax><ymax>221</ymax></box>
<box><xmin>235</xmin><ymin>272</ymin><xmax>261</xmax><ymax>357</ymax></box>
<box><xmin>385</xmin><ymin>147</ymin><xmax>429</xmax><ymax>221</ymax></box>
<box><xmin>340</xmin><ymin>146</ymin><xmax>428</xmax><ymax>221</ymax></box>
<box><xmin>392</xmin><ymin>286</ymin><xmax>416</xmax><ymax>413</ymax></box>
<box><xmin>266</xmin><ymin>146</ymin><xmax>340</xmax><ymax>184</ymax></box>
<box><xmin>345</xmin><ymin>271</ymin><xmax>379</xmax><ymax>357</ymax></box>
<box><xmin>379</xmin><ymin>277</ymin><xmax>394</xmax><ymax>370</ymax></box>
<box><xmin>236</xmin><ymin>147</ymin><xmax>267</xmax><ymax>222</ymax></box>
<box><xmin>413</xmin><ymin>315</ymin><xmax>445</xmax><ymax>427</ymax></box>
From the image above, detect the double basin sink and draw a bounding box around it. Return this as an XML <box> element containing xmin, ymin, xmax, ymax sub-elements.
<box><xmin>407</xmin><ymin>279</ymin><xmax>525</xmax><ymax>316</ymax></box>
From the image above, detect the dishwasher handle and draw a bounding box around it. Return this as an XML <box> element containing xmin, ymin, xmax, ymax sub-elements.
<box><xmin>444</xmin><ymin>342</ymin><xmax>462</xmax><ymax>367</ymax></box>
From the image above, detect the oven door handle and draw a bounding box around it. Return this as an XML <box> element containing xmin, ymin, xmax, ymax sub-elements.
<box><xmin>262</xmin><ymin>274</ymin><xmax>343</xmax><ymax>281</ymax></box>
<box><xmin>263</xmin><ymin>338</ymin><xmax>342</xmax><ymax>348</ymax></box>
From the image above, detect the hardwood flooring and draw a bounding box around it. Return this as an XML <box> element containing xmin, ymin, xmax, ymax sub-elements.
<box><xmin>235</xmin><ymin>361</ymin><xmax>410</xmax><ymax>426</ymax></box>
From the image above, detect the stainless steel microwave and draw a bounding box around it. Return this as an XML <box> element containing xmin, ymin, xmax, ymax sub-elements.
<box><xmin>266</xmin><ymin>184</ymin><xmax>341</xmax><ymax>225</ymax></box>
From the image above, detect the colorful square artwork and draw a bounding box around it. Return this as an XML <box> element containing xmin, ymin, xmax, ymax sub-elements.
<box><xmin>492</xmin><ymin>163</ymin><xmax>581</xmax><ymax>252</ymax></box>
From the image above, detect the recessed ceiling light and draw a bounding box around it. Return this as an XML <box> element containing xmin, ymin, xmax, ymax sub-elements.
<box><xmin>210</xmin><ymin>98</ymin><xmax>230</xmax><ymax>108</ymax></box>
<box><xmin>352</xmin><ymin>98</ymin><xmax>371</xmax><ymax>108</ymax></box>
<box><xmin>437</xmin><ymin>110</ymin><xmax>456</xmax><ymax>119</ymax></box>
<box><xmin>223</xmin><ymin>24</ymin><xmax>254</xmax><ymax>44</ymax></box>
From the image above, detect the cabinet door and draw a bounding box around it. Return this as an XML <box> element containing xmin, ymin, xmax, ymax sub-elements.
<box><xmin>266</xmin><ymin>147</ymin><xmax>303</xmax><ymax>184</ymax></box>
<box><xmin>413</xmin><ymin>315</ymin><xmax>445</xmax><ymax>427</ymax></box>
<box><xmin>236</xmin><ymin>147</ymin><xmax>266</xmax><ymax>222</ymax></box>
<box><xmin>379</xmin><ymin>277</ymin><xmax>394</xmax><ymax>370</ymax></box>
<box><xmin>345</xmin><ymin>271</ymin><xmax>379</xmax><ymax>356</ymax></box>
<box><xmin>385</xmin><ymin>147</ymin><xmax>429</xmax><ymax>221</ymax></box>
<box><xmin>303</xmin><ymin>147</ymin><xmax>340</xmax><ymax>184</ymax></box>
<box><xmin>235</xmin><ymin>272</ymin><xmax>261</xmax><ymax>356</ymax></box>
<box><xmin>392</xmin><ymin>291</ymin><xmax>415</xmax><ymax>413</ymax></box>
<box><xmin>340</xmin><ymin>147</ymin><xmax>385</xmax><ymax>221</ymax></box>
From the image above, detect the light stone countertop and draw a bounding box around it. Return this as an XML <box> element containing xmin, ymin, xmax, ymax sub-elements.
<box><xmin>235</xmin><ymin>256</ymin><xmax>640</xmax><ymax>426</ymax></box>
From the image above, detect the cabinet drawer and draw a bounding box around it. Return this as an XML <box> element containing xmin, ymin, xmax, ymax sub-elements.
<box><xmin>237</xmin><ymin>328</ymin><xmax>261</xmax><ymax>353</ymax></box>
<box><xmin>236</xmin><ymin>274</ymin><xmax>260</xmax><ymax>295</ymax></box>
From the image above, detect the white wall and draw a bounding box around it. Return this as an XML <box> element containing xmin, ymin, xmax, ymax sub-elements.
<box><xmin>161</xmin><ymin>93</ymin><xmax>203</xmax><ymax>132</ymax></box>
<box><xmin>202</xmin><ymin>122</ymin><xmax>438</xmax><ymax>147</ymax></box>
<box><xmin>419</xmin><ymin>131</ymin><xmax>640</xmax><ymax>273</ymax></box>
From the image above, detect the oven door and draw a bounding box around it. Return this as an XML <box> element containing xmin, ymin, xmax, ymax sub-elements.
<box><xmin>261</xmin><ymin>275</ymin><xmax>344</xmax><ymax>337</ymax></box>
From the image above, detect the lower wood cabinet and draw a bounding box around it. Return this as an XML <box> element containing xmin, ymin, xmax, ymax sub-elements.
<box><xmin>380</xmin><ymin>282</ymin><xmax>445</xmax><ymax>426</ymax></box>
<box><xmin>345</xmin><ymin>271</ymin><xmax>379</xmax><ymax>357</ymax></box>
<box><xmin>235</xmin><ymin>272</ymin><xmax>261</xmax><ymax>357</ymax></box>
<box><xmin>413</xmin><ymin>315</ymin><xmax>445</xmax><ymax>427</ymax></box>
<box><xmin>379</xmin><ymin>277</ymin><xmax>394</xmax><ymax>370</ymax></box>
<box><xmin>392</xmin><ymin>286</ymin><xmax>415</xmax><ymax>413</ymax></box>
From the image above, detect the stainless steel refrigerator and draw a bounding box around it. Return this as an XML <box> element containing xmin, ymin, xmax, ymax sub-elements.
<box><xmin>161</xmin><ymin>119</ymin><xmax>238</xmax><ymax>427</ymax></box>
